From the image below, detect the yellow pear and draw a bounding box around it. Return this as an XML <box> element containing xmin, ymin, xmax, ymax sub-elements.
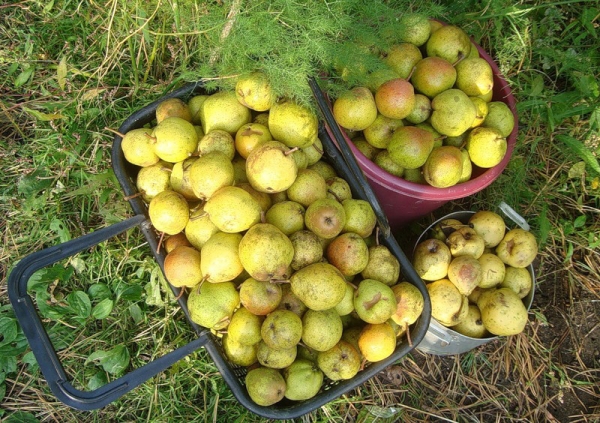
<box><xmin>200</xmin><ymin>232</ymin><xmax>244</xmax><ymax>283</ymax></box>
<box><xmin>148</xmin><ymin>190</ymin><xmax>189</xmax><ymax>235</ymax></box>
<box><xmin>204</xmin><ymin>186</ymin><xmax>262</xmax><ymax>233</ymax></box>
<box><xmin>246</xmin><ymin>141</ymin><xmax>298</xmax><ymax>193</ymax></box>
<box><xmin>188</xmin><ymin>151</ymin><xmax>234</xmax><ymax>199</ymax></box>
<box><xmin>151</xmin><ymin>116</ymin><xmax>198</xmax><ymax>163</ymax></box>
<box><xmin>268</xmin><ymin>99</ymin><xmax>318</xmax><ymax>148</ymax></box>
<box><xmin>200</xmin><ymin>91</ymin><xmax>251</xmax><ymax>134</ymax></box>
<box><xmin>235</xmin><ymin>71</ymin><xmax>274</xmax><ymax>112</ymax></box>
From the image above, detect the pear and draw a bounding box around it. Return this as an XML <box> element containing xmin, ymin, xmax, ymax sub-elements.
<box><xmin>156</xmin><ymin>97</ymin><xmax>192</xmax><ymax>123</ymax></box>
<box><xmin>326</xmin><ymin>176</ymin><xmax>353</xmax><ymax>202</ymax></box>
<box><xmin>204</xmin><ymin>185</ymin><xmax>262</xmax><ymax>233</ymax></box>
<box><xmin>403</xmin><ymin>170</ymin><xmax>425</xmax><ymax>185</ymax></box>
<box><xmin>412</xmin><ymin>238</ymin><xmax>452</xmax><ymax>281</ymax></box>
<box><xmin>426</xmin><ymin>24</ymin><xmax>472</xmax><ymax>64</ymax></box>
<box><xmin>423</xmin><ymin>145</ymin><xmax>464</xmax><ymax>188</ymax></box>
<box><xmin>452</xmin><ymin>304</ymin><xmax>488</xmax><ymax>338</ymax></box>
<box><xmin>470</xmin><ymin>97</ymin><xmax>489</xmax><ymax>128</ymax></box>
<box><xmin>357</xmin><ymin>322</ymin><xmax>396</xmax><ymax>362</ymax></box>
<box><xmin>304</xmin><ymin>198</ymin><xmax>346</xmax><ymax>240</ymax></box>
<box><xmin>302</xmin><ymin>137</ymin><xmax>324</xmax><ymax>166</ymax></box>
<box><xmin>361</xmin><ymin>244</ymin><xmax>400</xmax><ymax>286</ymax></box>
<box><xmin>283</xmin><ymin>359</ymin><xmax>324</xmax><ymax>401</ymax></box>
<box><xmin>235</xmin><ymin>71</ymin><xmax>274</xmax><ymax>112</ymax></box>
<box><xmin>239</xmin><ymin>277</ymin><xmax>283</xmax><ymax>316</ymax></box>
<box><xmin>500</xmin><ymin>266</ymin><xmax>533</xmax><ymax>299</ymax></box>
<box><xmin>197</xmin><ymin>129</ymin><xmax>235</xmax><ymax>160</ymax></box>
<box><xmin>482</xmin><ymin>101</ymin><xmax>515</xmax><ymax>137</ymax></box>
<box><xmin>426</xmin><ymin>279</ymin><xmax>466</xmax><ymax>327</ymax></box>
<box><xmin>188</xmin><ymin>151</ymin><xmax>235</xmax><ymax>199</ymax></box>
<box><xmin>477</xmin><ymin>253</ymin><xmax>506</xmax><ymax>289</ymax></box>
<box><xmin>227</xmin><ymin>306</ymin><xmax>264</xmax><ymax>346</ymax></box>
<box><xmin>446</xmin><ymin>226</ymin><xmax>486</xmax><ymax>258</ymax></box>
<box><xmin>231</xmin><ymin>154</ymin><xmax>248</xmax><ymax>184</ymax></box>
<box><xmin>234</xmin><ymin>122</ymin><xmax>272</xmax><ymax>159</ymax></box>
<box><xmin>334</xmin><ymin>282</ymin><xmax>356</xmax><ymax>316</ymax></box>
<box><xmin>316</xmin><ymin>340</ymin><xmax>361</xmax><ymax>380</ymax></box>
<box><xmin>136</xmin><ymin>160</ymin><xmax>173</xmax><ymax>202</ymax></box>
<box><xmin>163</xmin><ymin>245</ymin><xmax>202</xmax><ymax>289</ymax></box>
<box><xmin>245</xmin><ymin>367</ymin><xmax>286</xmax><ymax>406</ymax></box>
<box><xmin>352</xmin><ymin>136</ymin><xmax>381</xmax><ymax>160</ymax></box>
<box><xmin>430</xmin><ymin>218</ymin><xmax>466</xmax><ymax>241</ymax></box>
<box><xmin>187</xmin><ymin>281</ymin><xmax>239</xmax><ymax>330</ymax></box>
<box><xmin>384</xmin><ymin>42</ymin><xmax>422</xmax><ymax>79</ymax></box>
<box><xmin>478</xmin><ymin>287</ymin><xmax>528</xmax><ymax>336</ymax></box>
<box><xmin>341</xmin><ymin>199</ymin><xmax>377</xmax><ymax>238</ymax></box>
<box><xmin>290</xmin><ymin>148</ymin><xmax>308</xmax><ymax>170</ymax></box>
<box><xmin>185</xmin><ymin>206</ymin><xmax>219</xmax><ymax>250</ymax></box>
<box><xmin>187</xmin><ymin>94</ymin><xmax>209</xmax><ymax>125</ymax></box>
<box><xmin>458</xmin><ymin>148</ymin><xmax>473</xmax><ymax>183</ymax></box>
<box><xmin>405</xmin><ymin>93</ymin><xmax>432</xmax><ymax>125</ymax></box>
<box><xmin>148</xmin><ymin>190</ymin><xmax>189</xmax><ymax>235</ymax></box>
<box><xmin>170</xmin><ymin>157</ymin><xmax>199</xmax><ymax>201</ymax></box>
<box><xmin>164</xmin><ymin>232</ymin><xmax>192</xmax><ymax>253</ymax></box>
<box><xmin>286</xmin><ymin>168</ymin><xmax>327</xmax><ymax>207</ymax></box>
<box><xmin>290</xmin><ymin>262</ymin><xmax>347</xmax><ymax>311</ymax></box>
<box><xmin>495</xmin><ymin>228</ymin><xmax>538</xmax><ymax>268</ymax></box>
<box><xmin>374</xmin><ymin>150</ymin><xmax>405</xmax><ymax>177</ymax></box>
<box><xmin>277</xmin><ymin>284</ymin><xmax>308</xmax><ymax>318</ymax></box>
<box><xmin>268</xmin><ymin>99</ymin><xmax>318</xmax><ymax>149</ymax></box>
<box><xmin>151</xmin><ymin>116</ymin><xmax>198</xmax><ymax>163</ymax></box>
<box><xmin>200</xmin><ymin>232</ymin><xmax>244</xmax><ymax>283</ymax></box>
<box><xmin>363</xmin><ymin>113</ymin><xmax>404</xmax><ymax>149</ymax></box>
<box><xmin>333</xmin><ymin>86</ymin><xmax>378</xmax><ymax>131</ymax></box>
<box><xmin>466</xmin><ymin>126</ymin><xmax>507</xmax><ymax>168</ymax></box>
<box><xmin>238</xmin><ymin>223</ymin><xmax>294</xmax><ymax>282</ymax></box>
<box><xmin>410</xmin><ymin>56</ymin><xmax>457</xmax><ymax>99</ymax></box>
<box><xmin>468</xmin><ymin>210</ymin><xmax>506</xmax><ymax>248</ymax></box>
<box><xmin>326</xmin><ymin>232</ymin><xmax>369</xmax><ymax>277</ymax></box>
<box><xmin>390</xmin><ymin>281</ymin><xmax>425</xmax><ymax>328</ymax></box>
<box><xmin>308</xmin><ymin>160</ymin><xmax>337</xmax><ymax>180</ymax></box>
<box><xmin>289</xmin><ymin>230</ymin><xmax>323</xmax><ymax>271</ymax></box>
<box><xmin>397</xmin><ymin>13</ymin><xmax>431</xmax><ymax>46</ymax></box>
<box><xmin>261</xmin><ymin>309</ymin><xmax>303</xmax><ymax>350</ymax></box>
<box><xmin>200</xmin><ymin>90</ymin><xmax>251</xmax><ymax>134</ymax></box>
<box><xmin>353</xmin><ymin>279</ymin><xmax>397</xmax><ymax>324</ymax></box>
<box><xmin>387</xmin><ymin>126</ymin><xmax>435</xmax><ymax>170</ymax></box>
<box><xmin>222</xmin><ymin>334</ymin><xmax>258</xmax><ymax>367</ymax></box>
<box><xmin>455</xmin><ymin>57</ymin><xmax>494</xmax><ymax>97</ymax></box>
<box><xmin>447</xmin><ymin>255</ymin><xmax>483</xmax><ymax>296</ymax></box>
<box><xmin>375</xmin><ymin>78</ymin><xmax>416</xmax><ymax>120</ymax></box>
<box><xmin>265</xmin><ymin>201</ymin><xmax>306</xmax><ymax>236</ymax></box>
<box><xmin>431</xmin><ymin>89</ymin><xmax>477</xmax><ymax>137</ymax></box>
<box><xmin>121</xmin><ymin>128</ymin><xmax>159</xmax><ymax>167</ymax></box>
<box><xmin>256</xmin><ymin>341</ymin><xmax>297</xmax><ymax>369</ymax></box>
<box><xmin>302</xmin><ymin>308</ymin><xmax>343</xmax><ymax>352</ymax></box>
<box><xmin>237</xmin><ymin>182</ymin><xmax>272</xmax><ymax>213</ymax></box>
<box><xmin>246</xmin><ymin>141</ymin><xmax>298</xmax><ymax>193</ymax></box>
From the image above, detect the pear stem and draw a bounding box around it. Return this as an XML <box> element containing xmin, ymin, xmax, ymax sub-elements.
<box><xmin>405</xmin><ymin>322</ymin><xmax>413</xmax><ymax>347</ymax></box>
<box><xmin>270</xmin><ymin>278</ymin><xmax>291</xmax><ymax>284</ymax></box>
<box><xmin>123</xmin><ymin>191</ymin><xmax>144</xmax><ymax>201</ymax></box>
<box><xmin>104</xmin><ymin>127</ymin><xmax>126</xmax><ymax>138</ymax></box>
<box><xmin>284</xmin><ymin>147</ymin><xmax>299</xmax><ymax>156</ymax></box>
<box><xmin>311</xmin><ymin>143</ymin><xmax>324</xmax><ymax>155</ymax></box>
<box><xmin>174</xmin><ymin>287</ymin><xmax>187</xmax><ymax>301</ymax></box>
<box><xmin>406</xmin><ymin>66</ymin><xmax>416</xmax><ymax>81</ymax></box>
<box><xmin>156</xmin><ymin>231</ymin><xmax>166</xmax><ymax>254</ymax></box>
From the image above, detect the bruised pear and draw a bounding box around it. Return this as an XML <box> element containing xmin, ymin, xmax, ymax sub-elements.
<box><xmin>235</xmin><ymin>71</ymin><xmax>274</xmax><ymax>112</ymax></box>
<box><xmin>496</xmin><ymin>229</ymin><xmax>538</xmax><ymax>268</ymax></box>
<box><xmin>326</xmin><ymin>232</ymin><xmax>369</xmax><ymax>277</ymax></box>
<box><xmin>412</xmin><ymin>238</ymin><xmax>452</xmax><ymax>281</ymax></box>
<box><xmin>353</xmin><ymin>279</ymin><xmax>397</xmax><ymax>324</ymax></box>
<box><xmin>478</xmin><ymin>288</ymin><xmax>528</xmax><ymax>336</ymax></box>
<box><xmin>316</xmin><ymin>340</ymin><xmax>361</xmax><ymax>381</ymax></box>
<box><xmin>289</xmin><ymin>230</ymin><xmax>323</xmax><ymax>270</ymax></box>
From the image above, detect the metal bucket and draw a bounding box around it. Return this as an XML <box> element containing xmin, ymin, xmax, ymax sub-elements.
<box><xmin>414</xmin><ymin>211</ymin><xmax>535</xmax><ymax>356</ymax></box>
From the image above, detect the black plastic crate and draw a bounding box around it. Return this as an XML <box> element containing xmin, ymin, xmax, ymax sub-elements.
<box><xmin>8</xmin><ymin>81</ymin><xmax>431</xmax><ymax>419</ymax></box>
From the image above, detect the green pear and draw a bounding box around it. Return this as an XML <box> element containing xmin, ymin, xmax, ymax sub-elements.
<box><xmin>151</xmin><ymin>116</ymin><xmax>198</xmax><ymax>163</ymax></box>
<box><xmin>410</xmin><ymin>56</ymin><xmax>457</xmax><ymax>99</ymax></box>
<box><xmin>326</xmin><ymin>176</ymin><xmax>353</xmax><ymax>202</ymax></box>
<box><xmin>227</xmin><ymin>306</ymin><xmax>264</xmax><ymax>346</ymax></box>
<box><xmin>458</xmin><ymin>148</ymin><xmax>473</xmax><ymax>183</ymax></box>
<box><xmin>286</xmin><ymin>168</ymin><xmax>327</xmax><ymax>207</ymax></box>
<box><xmin>333</xmin><ymin>86</ymin><xmax>378</xmax><ymax>131</ymax></box>
<box><xmin>239</xmin><ymin>277</ymin><xmax>283</xmax><ymax>316</ymax></box>
<box><xmin>136</xmin><ymin>160</ymin><xmax>173</xmax><ymax>202</ymax></box>
<box><xmin>431</xmin><ymin>89</ymin><xmax>477</xmax><ymax>137</ymax></box>
<box><xmin>455</xmin><ymin>57</ymin><xmax>494</xmax><ymax>97</ymax></box>
<box><xmin>426</xmin><ymin>24</ymin><xmax>472</xmax><ymax>64</ymax></box>
<box><xmin>482</xmin><ymin>101</ymin><xmax>515</xmax><ymax>137</ymax></box>
<box><xmin>245</xmin><ymin>367</ymin><xmax>286</xmax><ymax>406</ymax></box>
<box><xmin>384</xmin><ymin>42</ymin><xmax>423</xmax><ymax>79</ymax></box>
<box><xmin>302</xmin><ymin>308</ymin><xmax>343</xmax><ymax>352</ymax></box>
<box><xmin>283</xmin><ymin>359</ymin><xmax>324</xmax><ymax>401</ymax></box>
<box><xmin>374</xmin><ymin>150</ymin><xmax>405</xmax><ymax>177</ymax></box>
<box><xmin>422</xmin><ymin>145</ymin><xmax>464</xmax><ymax>188</ymax></box>
<box><xmin>290</xmin><ymin>262</ymin><xmax>347</xmax><ymax>311</ymax></box>
<box><xmin>187</xmin><ymin>281</ymin><xmax>239</xmax><ymax>330</ymax></box>
<box><xmin>185</xmin><ymin>205</ymin><xmax>219</xmax><ymax>250</ymax></box>
<box><xmin>200</xmin><ymin>232</ymin><xmax>244</xmax><ymax>283</ymax></box>
<box><xmin>289</xmin><ymin>230</ymin><xmax>323</xmax><ymax>271</ymax></box>
<box><xmin>387</xmin><ymin>126</ymin><xmax>435</xmax><ymax>170</ymax></box>
<box><xmin>200</xmin><ymin>90</ymin><xmax>251</xmax><ymax>134</ymax></box>
<box><xmin>265</xmin><ymin>201</ymin><xmax>306</xmax><ymax>236</ymax></box>
<box><xmin>352</xmin><ymin>136</ymin><xmax>381</xmax><ymax>160</ymax></box>
<box><xmin>261</xmin><ymin>309</ymin><xmax>303</xmax><ymax>350</ymax></box>
<box><xmin>121</xmin><ymin>127</ymin><xmax>159</xmax><ymax>167</ymax></box>
<box><xmin>363</xmin><ymin>113</ymin><xmax>404</xmax><ymax>149</ymax></box>
<box><xmin>334</xmin><ymin>282</ymin><xmax>356</xmax><ymax>316</ymax></box>
<box><xmin>197</xmin><ymin>129</ymin><xmax>235</xmax><ymax>159</ymax></box>
<box><xmin>397</xmin><ymin>13</ymin><xmax>431</xmax><ymax>46</ymax></box>
<box><xmin>341</xmin><ymin>199</ymin><xmax>377</xmax><ymax>238</ymax></box>
<box><xmin>361</xmin><ymin>245</ymin><xmax>400</xmax><ymax>286</ymax></box>
<box><xmin>470</xmin><ymin>97</ymin><xmax>489</xmax><ymax>128</ymax></box>
<box><xmin>308</xmin><ymin>160</ymin><xmax>337</xmax><ymax>180</ymax></box>
<box><xmin>256</xmin><ymin>341</ymin><xmax>297</xmax><ymax>369</ymax></box>
<box><xmin>302</xmin><ymin>137</ymin><xmax>324</xmax><ymax>166</ymax></box>
<box><xmin>148</xmin><ymin>190</ymin><xmax>189</xmax><ymax>235</ymax></box>
<box><xmin>405</xmin><ymin>93</ymin><xmax>432</xmax><ymax>124</ymax></box>
<box><xmin>187</xmin><ymin>94</ymin><xmax>208</xmax><ymax>125</ymax></box>
<box><xmin>246</xmin><ymin>141</ymin><xmax>298</xmax><ymax>193</ymax></box>
<box><xmin>353</xmin><ymin>279</ymin><xmax>397</xmax><ymax>324</ymax></box>
<box><xmin>277</xmin><ymin>284</ymin><xmax>308</xmax><ymax>318</ymax></box>
<box><xmin>316</xmin><ymin>340</ymin><xmax>361</xmax><ymax>381</ymax></box>
<box><xmin>268</xmin><ymin>99</ymin><xmax>318</xmax><ymax>148</ymax></box>
<box><xmin>239</xmin><ymin>223</ymin><xmax>294</xmax><ymax>281</ymax></box>
<box><xmin>237</xmin><ymin>182</ymin><xmax>272</xmax><ymax>213</ymax></box>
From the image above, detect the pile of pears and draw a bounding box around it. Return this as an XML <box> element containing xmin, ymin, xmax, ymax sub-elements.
<box><xmin>412</xmin><ymin>210</ymin><xmax>537</xmax><ymax>338</ymax></box>
<box><xmin>331</xmin><ymin>14</ymin><xmax>515</xmax><ymax>188</ymax></box>
<box><xmin>119</xmin><ymin>72</ymin><xmax>425</xmax><ymax>407</ymax></box>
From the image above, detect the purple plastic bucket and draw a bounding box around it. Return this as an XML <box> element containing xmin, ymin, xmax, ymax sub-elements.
<box><xmin>323</xmin><ymin>41</ymin><xmax>518</xmax><ymax>231</ymax></box>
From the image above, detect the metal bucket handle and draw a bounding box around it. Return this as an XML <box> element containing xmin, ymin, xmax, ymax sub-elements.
<box><xmin>7</xmin><ymin>215</ymin><xmax>209</xmax><ymax>410</ymax></box>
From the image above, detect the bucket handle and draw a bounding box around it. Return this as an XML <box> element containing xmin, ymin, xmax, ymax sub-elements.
<box><xmin>308</xmin><ymin>77</ymin><xmax>392</xmax><ymax>239</ymax></box>
<box><xmin>7</xmin><ymin>214</ymin><xmax>209</xmax><ymax>411</ymax></box>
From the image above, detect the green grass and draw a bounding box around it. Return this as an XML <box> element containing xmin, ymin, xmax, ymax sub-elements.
<box><xmin>2</xmin><ymin>0</ymin><xmax>599</xmax><ymax>422</ymax></box>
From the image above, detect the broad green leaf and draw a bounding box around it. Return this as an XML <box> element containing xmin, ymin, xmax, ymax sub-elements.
<box><xmin>117</xmin><ymin>283</ymin><xmax>143</xmax><ymax>302</ymax></box>
<box><xmin>0</xmin><ymin>318</ymin><xmax>17</xmax><ymax>346</ymax></box>
<box><xmin>92</xmin><ymin>298</ymin><xmax>114</xmax><ymax>320</ymax></box>
<box><xmin>17</xmin><ymin>170</ymin><xmax>52</xmax><ymax>196</ymax></box>
<box><xmin>574</xmin><ymin>215</ymin><xmax>587</xmax><ymax>228</ymax></box>
<box><xmin>22</xmin><ymin>351</ymin><xmax>38</xmax><ymax>372</ymax></box>
<box><xmin>66</xmin><ymin>291</ymin><xmax>91</xmax><ymax>319</ymax></box>
<box><xmin>0</xmin><ymin>356</ymin><xmax>17</xmax><ymax>374</ymax></box>
<box><xmin>88</xmin><ymin>283</ymin><xmax>112</xmax><ymax>301</ymax></box>
<box><xmin>57</xmin><ymin>56</ymin><xmax>67</xmax><ymax>90</ymax></box>
<box><xmin>3</xmin><ymin>411</ymin><xmax>40</xmax><ymax>423</ymax></box>
<box><xmin>129</xmin><ymin>304</ymin><xmax>144</xmax><ymax>325</ymax></box>
<box><xmin>14</xmin><ymin>65</ymin><xmax>35</xmax><ymax>88</ymax></box>
<box><xmin>21</xmin><ymin>106</ymin><xmax>66</xmax><ymax>122</ymax></box>
<box><xmin>87</xmin><ymin>370</ymin><xmax>108</xmax><ymax>391</ymax></box>
<box><xmin>557</xmin><ymin>134</ymin><xmax>600</xmax><ymax>175</ymax></box>
<box><xmin>86</xmin><ymin>345</ymin><xmax>130</xmax><ymax>375</ymax></box>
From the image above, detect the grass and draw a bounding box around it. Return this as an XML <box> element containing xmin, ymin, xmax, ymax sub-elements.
<box><xmin>1</xmin><ymin>0</ymin><xmax>599</xmax><ymax>422</ymax></box>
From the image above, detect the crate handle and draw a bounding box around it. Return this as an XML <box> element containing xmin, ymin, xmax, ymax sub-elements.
<box><xmin>308</xmin><ymin>77</ymin><xmax>392</xmax><ymax>239</ymax></box>
<box><xmin>8</xmin><ymin>214</ymin><xmax>209</xmax><ymax>411</ymax></box>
